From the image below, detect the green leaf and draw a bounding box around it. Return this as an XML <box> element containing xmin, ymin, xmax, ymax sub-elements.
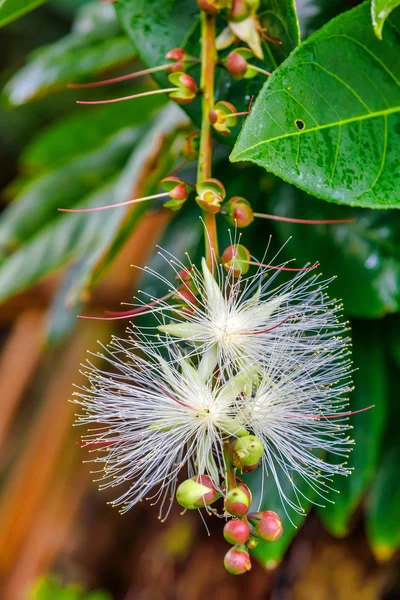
<box><xmin>21</xmin><ymin>90</ymin><xmax>166</xmax><ymax>173</ymax></box>
<box><xmin>116</xmin><ymin>0</ymin><xmax>299</xmax><ymax>141</ymax></box>
<box><xmin>0</xmin><ymin>178</ymin><xmax>124</xmax><ymax>304</ymax></box>
<box><xmin>365</xmin><ymin>370</ymin><xmax>400</xmax><ymax>561</ymax></box>
<box><xmin>0</xmin><ymin>0</ymin><xmax>47</xmax><ymax>28</ymax></box>
<box><xmin>0</xmin><ymin>127</ymin><xmax>139</xmax><ymax>252</ymax></box>
<box><xmin>269</xmin><ymin>183</ymin><xmax>400</xmax><ymax>318</ymax></box>
<box><xmin>4</xmin><ymin>33</ymin><xmax>135</xmax><ymax>105</ymax></box>
<box><xmin>231</xmin><ymin>2</ymin><xmax>400</xmax><ymax>208</ymax></box>
<box><xmin>242</xmin><ymin>467</ymin><xmax>316</xmax><ymax>569</ymax></box>
<box><xmin>318</xmin><ymin>320</ymin><xmax>388</xmax><ymax>537</ymax></box>
<box><xmin>72</xmin><ymin>2</ymin><xmax>120</xmax><ymax>38</ymax></box>
<box><xmin>371</xmin><ymin>0</ymin><xmax>400</xmax><ymax>39</ymax></box>
<box><xmin>46</xmin><ymin>105</ymin><xmax>187</xmax><ymax>343</ymax></box>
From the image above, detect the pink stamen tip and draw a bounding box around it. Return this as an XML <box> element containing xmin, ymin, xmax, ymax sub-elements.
<box><xmin>253</xmin><ymin>212</ymin><xmax>356</xmax><ymax>225</ymax></box>
<box><xmin>322</xmin><ymin>405</ymin><xmax>375</xmax><ymax>420</ymax></box>
<box><xmin>240</xmin><ymin>314</ymin><xmax>291</xmax><ymax>336</ymax></box>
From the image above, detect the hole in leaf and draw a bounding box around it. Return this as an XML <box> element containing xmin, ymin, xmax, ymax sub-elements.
<box><xmin>295</xmin><ymin>119</ymin><xmax>305</xmax><ymax>131</ymax></box>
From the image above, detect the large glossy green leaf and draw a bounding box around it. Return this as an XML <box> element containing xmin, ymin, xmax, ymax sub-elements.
<box><xmin>0</xmin><ymin>127</ymin><xmax>139</xmax><ymax>252</ymax></box>
<box><xmin>269</xmin><ymin>183</ymin><xmax>400</xmax><ymax>318</ymax></box>
<box><xmin>231</xmin><ymin>2</ymin><xmax>400</xmax><ymax>208</ymax></box>
<box><xmin>0</xmin><ymin>0</ymin><xmax>46</xmax><ymax>28</ymax></box>
<box><xmin>371</xmin><ymin>0</ymin><xmax>400</xmax><ymax>38</ymax></box>
<box><xmin>242</xmin><ymin>467</ymin><xmax>316</xmax><ymax>569</ymax></box>
<box><xmin>318</xmin><ymin>320</ymin><xmax>388</xmax><ymax>537</ymax></box>
<box><xmin>116</xmin><ymin>0</ymin><xmax>299</xmax><ymax>140</ymax></box>
<box><xmin>21</xmin><ymin>90</ymin><xmax>166</xmax><ymax>173</ymax></box>
<box><xmin>4</xmin><ymin>33</ymin><xmax>135</xmax><ymax>105</ymax></box>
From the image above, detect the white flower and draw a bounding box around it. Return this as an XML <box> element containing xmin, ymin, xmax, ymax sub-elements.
<box><xmin>73</xmin><ymin>334</ymin><xmax>250</xmax><ymax>518</ymax></box>
<box><xmin>157</xmin><ymin>255</ymin><xmax>349</xmax><ymax>376</ymax></box>
<box><xmin>243</xmin><ymin>336</ymin><xmax>354</xmax><ymax>518</ymax></box>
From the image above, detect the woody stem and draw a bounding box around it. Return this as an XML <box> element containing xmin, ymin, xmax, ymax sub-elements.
<box><xmin>198</xmin><ymin>11</ymin><xmax>219</xmax><ymax>269</ymax></box>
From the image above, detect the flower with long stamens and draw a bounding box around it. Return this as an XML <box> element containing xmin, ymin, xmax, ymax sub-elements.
<box><xmin>73</xmin><ymin>335</ymin><xmax>250</xmax><ymax>519</ymax></box>
<box><xmin>240</xmin><ymin>335</ymin><xmax>354</xmax><ymax>519</ymax></box>
<box><xmin>157</xmin><ymin>251</ymin><xmax>350</xmax><ymax>376</ymax></box>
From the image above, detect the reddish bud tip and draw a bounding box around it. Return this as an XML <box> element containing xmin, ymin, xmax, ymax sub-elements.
<box><xmin>165</xmin><ymin>47</ymin><xmax>186</xmax><ymax>62</ymax></box>
<box><xmin>223</xmin><ymin>519</ymin><xmax>251</xmax><ymax>545</ymax></box>
<box><xmin>224</xmin><ymin>545</ymin><xmax>251</xmax><ymax>575</ymax></box>
<box><xmin>161</xmin><ymin>176</ymin><xmax>193</xmax><ymax>210</ymax></box>
<box><xmin>168</xmin><ymin>72</ymin><xmax>197</xmax><ymax>105</ymax></box>
<box><xmin>248</xmin><ymin>511</ymin><xmax>283</xmax><ymax>542</ymax></box>
<box><xmin>226</xmin><ymin>51</ymin><xmax>248</xmax><ymax>79</ymax></box>
<box><xmin>209</xmin><ymin>108</ymin><xmax>218</xmax><ymax>125</ymax></box>
<box><xmin>198</xmin><ymin>0</ymin><xmax>229</xmax><ymax>14</ymax></box>
<box><xmin>223</xmin><ymin>196</ymin><xmax>254</xmax><ymax>228</ymax></box>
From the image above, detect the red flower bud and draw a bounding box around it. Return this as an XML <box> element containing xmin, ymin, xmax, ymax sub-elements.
<box><xmin>223</xmin><ymin>196</ymin><xmax>254</xmax><ymax>228</ymax></box>
<box><xmin>165</xmin><ymin>48</ymin><xmax>186</xmax><ymax>62</ymax></box>
<box><xmin>248</xmin><ymin>510</ymin><xmax>283</xmax><ymax>542</ymax></box>
<box><xmin>168</xmin><ymin>72</ymin><xmax>197</xmax><ymax>105</ymax></box>
<box><xmin>224</xmin><ymin>482</ymin><xmax>252</xmax><ymax>517</ymax></box>
<box><xmin>224</xmin><ymin>545</ymin><xmax>251</xmax><ymax>575</ymax></box>
<box><xmin>223</xmin><ymin>519</ymin><xmax>251</xmax><ymax>545</ymax></box>
<box><xmin>226</xmin><ymin>51</ymin><xmax>248</xmax><ymax>79</ymax></box>
<box><xmin>161</xmin><ymin>176</ymin><xmax>193</xmax><ymax>211</ymax></box>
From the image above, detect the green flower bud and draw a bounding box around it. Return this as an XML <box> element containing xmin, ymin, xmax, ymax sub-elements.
<box><xmin>224</xmin><ymin>482</ymin><xmax>252</xmax><ymax>517</ymax></box>
<box><xmin>168</xmin><ymin>72</ymin><xmax>197</xmax><ymax>105</ymax></box>
<box><xmin>223</xmin><ymin>519</ymin><xmax>250</xmax><ymax>545</ymax></box>
<box><xmin>161</xmin><ymin>176</ymin><xmax>193</xmax><ymax>211</ymax></box>
<box><xmin>224</xmin><ymin>544</ymin><xmax>251</xmax><ymax>575</ymax></box>
<box><xmin>209</xmin><ymin>101</ymin><xmax>237</xmax><ymax>136</ymax></box>
<box><xmin>222</xmin><ymin>244</ymin><xmax>250</xmax><ymax>277</ymax></box>
<box><xmin>196</xmin><ymin>178</ymin><xmax>226</xmax><ymax>213</ymax></box>
<box><xmin>176</xmin><ymin>475</ymin><xmax>220</xmax><ymax>509</ymax></box>
<box><xmin>232</xmin><ymin>435</ymin><xmax>264</xmax><ymax>472</ymax></box>
<box><xmin>248</xmin><ymin>510</ymin><xmax>283</xmax><ymax>542</ymax></box>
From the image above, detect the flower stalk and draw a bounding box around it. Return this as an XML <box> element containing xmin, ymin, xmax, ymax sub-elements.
<box><xmin>198</xmin><ymin>10</ymin><xmax>219</xmax><ymax>268</ymax></box>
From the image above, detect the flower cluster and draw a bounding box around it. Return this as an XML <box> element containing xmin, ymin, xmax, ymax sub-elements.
<box><xmin>74</xmin><ymin>247</ymin><xmax>354</xmax><ymax>571</ymax></box>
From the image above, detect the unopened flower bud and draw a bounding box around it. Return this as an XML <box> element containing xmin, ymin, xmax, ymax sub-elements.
<box><xmin>224</xmin><ymin>544</ymin><xmax>251</xmax><ymax>575</ymax></box>
<box><xmin>161</xmin><ymin>176</ymin><xmax>193</xmax><ymax>211</ymax></box>
<box><xmin>176</xmin><ymin>475</ymin><xmax>220</xmax><ymax>509</ymax></box>
<box><xmin>226</xmin><ymin>51</ymin><xmax>248</xmax><ymax>79</ymax></box>
<box><xmin>196</xmin><ymin>178</ymin><xmax>226</xmax><ymax>213</ymax></box>
<box><xmin>230</xmin><ymin>0</ymin><xmax>259</xmax><ymax>22</ymax></box>
<box><xmin>225</xmin><ymin>48</ymin><xmax>259</xmax><ymax>80</ymax></box>
<box><xmin>209</xmin><ymin>101</ymin><xmax>237</xmax><ymax>136</ymax></box>
<box><xmin>232</xmin><ymin>435</ymin><xmax>263</xmax><ymax>472</ymax></box>
<box><xmin>224</xmin><ymin>482</ymin><xmax>252</xmax><ymax>517</ymax></box>
<box><xmin>197</xmin><ymin>0</ymin><xmax>229</xmax><ymax>14</ymax></box>
<box><xmin>182</xmin><ymin>132</ymin><xmax>201</xmax><ymax>161</ymax></box>
<box><xmin>168</xmin><ymin>72</ymin><xmax>197</xmax><ymax>105</ymax></box>
<box><xmin>248</xmin><ymin>510</ymin><xmax>283</xmax><ymax>542</ymax></box>
<box><xmin>223</xmin><ymin>519</ymin><xmax>250</xmax><ymax>545</ymax></box>
<box><xmin>222</xmin><ymin>244</ymin><xmax>250</xmax><ymax>277</ymax></box>
<box><xmin>223</xmin><ymin>196</ymin><xmax>254</xmax><ymax>228</ymax></box>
